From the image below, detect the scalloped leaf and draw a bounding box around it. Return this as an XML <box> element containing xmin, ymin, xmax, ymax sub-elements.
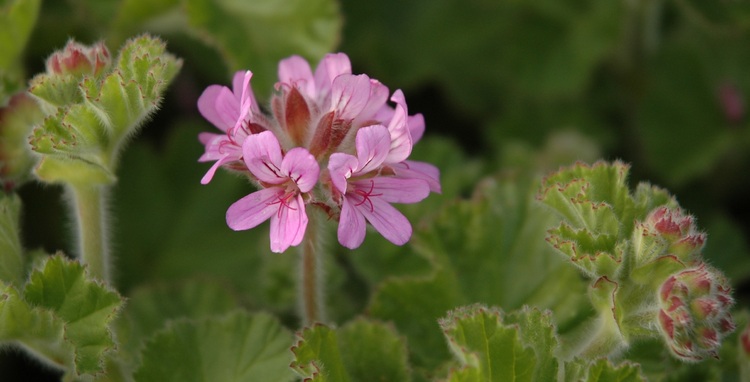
<box><xmin>0</xmin><ymin>255</ymin><xmax>123</xmax><ymax>378</ymax></box>
<box><xmin>134</xmin><ymin>310</ymin><xmax>294</xmax><ymax>382</ymax></box>
<box><xmin>115</xmin><ymin>280</ymin><xmax>239</xmax><ymax>364</ymax></box>
<box><xmin>440</xmin><ymin>305</ymin><xmax>559</xmax><ymax>382</ymax></box>
<box><xmin>539</xmin><ymin>161</ymin><xmax>630</xmax><ymax>235</ymax></box>
<box><xmin>183</xmin><ymin>0</ymin><xmax>341</xmax><ymax>96</ymax></box>
<box><xmin>580</xmin><ymin>358</ymin><xmax>645</xmax><ymax>382</ymax></box>
<box><xmin>0</xmin><ymin>193</ymin><xmax>23</xmax><ymax>285</ymax></box>
<box><xmin>290</xmin><ymin>318</ymin><xmax>411</xmax><ymax>382</ymax></box>
<box><xmin>23</xmin><ymin>255</ymin><xmax>123</xmax><ymax>376</ymax></box>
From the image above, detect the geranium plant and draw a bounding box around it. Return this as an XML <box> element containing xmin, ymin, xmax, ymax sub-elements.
<box><xmin>1</xmin><ymin>1</ymin><xmax>749</xmax><ymax>381</ymax></box>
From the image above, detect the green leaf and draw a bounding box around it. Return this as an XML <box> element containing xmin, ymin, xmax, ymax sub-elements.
<box><xmin>184</xmin><ymin>0</ymin><xmax>341</xmax><ymax>96</ymax></box>
<box><xmin>23</xmin><ymin>255</ymin><xmax>123</xmax><ymax>376</ymax></box>
<box><xmin>439</xmin><ymin>305</ymin><xmax>559</xmax><ymax>382</ymax></box>
<box><xmin>0</xmin><ymin>0</ymin><xmax>41</xmax><ymax>102</ymax></box>
<box><xmin>368</xmin><ymin>145</ymin><xmax>594</xmax><ymax>373</ymax></box>
<box><xmin>0</xmin><ymin>193</ymin><xmax>23</xmax><ymax>285</ymax></box>
<box><xmin>116</xmin><ymin>280</ymin><xmax>240</xmax><ymax>364</ymax></box>
<box><xmin>341</xmin><ymin>0</ymin><xmax>623</xmax><ymax>116</ymax></box>
<box><xmin>290</xmin><ymin>318</ymin><xmax>411</xmax><ymax>382</ymax></box>
<box><xmin>580</xmin><ymin>358</ymin><xmax>645</xmax><ymax>382</ymax></box>
<box><xmin>0</xmin><ymin>255</ymin><xmax>123</xmax><ymax>378</ymax></box>
<box><xmin>134</xmin><ymin>310</ymin><xmax>294</xmax><ymax>382</ymax></box>
<box><xmin>0</xmin><ymin>281</ymin><xmax>72</xmax><ymax>371</ymax></box>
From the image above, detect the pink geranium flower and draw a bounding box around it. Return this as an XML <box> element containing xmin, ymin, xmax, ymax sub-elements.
<box><xmin>226</xmin><ymin>131</ymin><xmax>319</xmax><ymax>253</ymax></box>
<box><xmin>328</xmin><ymin>125</ymin><xmax>430</xmax><ymax>249</ymax></box>
<box><xmin>197</xmin><ymin>71</ymin><xmax>265</xmax><ymax>184</ymax></box>
<box><xmin>198</xmin><ymin>53</ymin><xmax>440</xmax><ymax>252</ymax></box>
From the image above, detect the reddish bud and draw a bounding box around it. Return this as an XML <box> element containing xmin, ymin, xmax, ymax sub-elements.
<box><xmin>46</xmin><ymin>40</ymin><xmax>111</xmax><ymax>77</ymax></box>
<box><xmin>656</xmin><ymin>263</ymin><xmax>735</xmax><ymax>362</ymax></box>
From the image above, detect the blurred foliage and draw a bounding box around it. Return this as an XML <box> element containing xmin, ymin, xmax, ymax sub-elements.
<box><xmin>3</xmin><ymin>0</ymin><xmax>750</xmax><ymax>380</ymax></box>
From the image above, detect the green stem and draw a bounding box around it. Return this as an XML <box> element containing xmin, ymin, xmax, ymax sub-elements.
<box><xmin>69</xmin><ymin>183</ymin><xmax>110</xmax><ymax>283</ymax></box>
<box><xmin>299</xmin><ymin>209</ymin><xmax>325</xmax><ymax>325</ymax></box>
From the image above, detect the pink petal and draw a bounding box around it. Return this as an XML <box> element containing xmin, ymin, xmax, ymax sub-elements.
<box><xmin>328</xmin><ymin>153</ymin><xmax>359</xmax><ymax>194</ymax></box>
<box><xmin>242</xmin><ymin>131</ymin><xmax>285</xmax><ymax>184</ymax></box>
<box><xmin>278</xmin><ymin>55</ymin><xmax>315</xmax><ymax>97</ymax></box>
<box><xmin>314</xmin><ymin>53</ymin><xmax>352</xmax><ymax>93</ymax></box>
<box><xmin>200</xmin><ymin>154</ymin><xmax>231</xmax><ymax>185</ymax></box>
<box><xmin>232</xmin><ymin>71</ymin><xmax>257</xmax><ymax>134</ymax></box>
<box><xmin>337</xmin><ymin>197</ymin><xmax>367</xmax><ymax>249</ymax></box>
<box><xmin>354</xmin><ymin>125</ymin><xmax>391</xmax><ymax>175</ymax></box>
<box><xmin>281</xmin><ymin>147</ymin><xmax>320</xmax><ymax>193</ymax></box>
<box><xmin>355</xmin><ymin>195</ymin><xmax>412</xmax><ymax>246</ymax></box>
<box><xmin>407</xmin><ymin>113</ymin><xmax>425</xmax><ymax>143</ymax></box>
<box><xmin>392</xmin><ymin>160</ymin><xmax>441</xmax><ymax>193</ymax></box>
<box><xmin>197</xmin><ymin>85</ymin><xmax>238</xmax><ymax>131</ymax></box>
<box><xmin>269</xmin><ymin>193</ymin><xmax>308</xmax><ymax>253</ymax></box>
<box><xmin>331</xmin><ymin>74</ymin><xmax>372</xmax><ymax>120</ymax></box>
<box><xmin>198</xmin><ymin>132</ymin><xmax>224</xmax><ymax>150</ymax></box>
<box><xmin>384</xmin><ymin>90</ymin><xmax>412</xmax><ymax>164</ymax></box>
<box><xmin>226</xmin><ymin>187</ymin><xmax>280</xmax><ymax>231</ymax></box>
<box><xmin>353</xmin><ymin>79</ymin><xmax>389</xmax><ymax>127</ymax></box>
<box><xmin>352</xmin><ymin>177</ymin><xmax>430</xmax><ymax>204</ymax></box>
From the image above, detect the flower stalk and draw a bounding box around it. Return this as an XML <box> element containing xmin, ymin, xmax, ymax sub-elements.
<box><xmin>300</xmin><ymin>209</ymin><xmax>325</xmax><ymax>325</ymax></box>
<box><xmin>68</xmin><ymin>183</ymin><xmax>110</xmax><ymax>282</ymax></box>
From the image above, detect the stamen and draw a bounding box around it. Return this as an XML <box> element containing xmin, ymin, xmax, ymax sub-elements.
<box><xmin>353</xmin><ymin>180</ymin><xmax>383</xmax><ymax>212</ymax></box>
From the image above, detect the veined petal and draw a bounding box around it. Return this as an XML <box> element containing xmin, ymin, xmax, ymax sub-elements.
<box><xmin>328</xmin><ymin>153</ymin><xmax>358</xmax><ymax>194</ymax></box>
<box><xmin>281</xmin><ymin>147</ymin><xmax>320</xmax><ymax>193</ymax></box>
<box><xmin>198</xmin><ymin>85</ymin><xmax>238</xmax><ymax>131</ymax></box>
<box><xmin>352</xmin><ymin>177</ymin><xmax>430</xmax><ymax>204</ymax></box>
<box><xmin>278</xmin><ymin>55</ymin><xmax>315</xmax><ymax>97</ymax></box>
<box><xmin>226</xmin><ymin>187</ymin><xmax>280</xmax><ymax>231</ymax></box>
<box><xmin>337</xmin><ymin>197</ymin><xmax>367</xmax><ymax>249</ymax></box>
<box><xmin>198</xmin><ymin>132</ymin><xmax>224</xmax><ymax>149</ymax></box>
<box><xmin>232</xmin><ymin>70</ymin><xmax>257</xmax><ymax>108</ymax></box>
<box><xmin>392</xmin><ymin>160</ymin><xmax>441</xmax><ymax>193</ymax></box>
<box><xmin>385</xmin><ymin>89</ymin><xmax>412</xmax><ymax>164</ymax></box>
<box><xmin>331</xmin><ymin>74</ymin><xmax>372</xmax><ymax>120</ymax></box>
<box><xmin>407</xmin><ymin>113</ymin><xmax>425</xmax><ymax>143</ymax></box>
<box><xmin>200</xmin><ymin>154</ymin><xmax>231</xmax><ymax>185</ymax></box>
<box><xmin>354</xmin><ymin>125</ymin><xmax>391</xmax><ymax>175</ymax></box>
<box><xmin>232</xmin><ymin>71</ymin><xmax>257</xmax><ymax>134</ymax></box>
<box><xmin>356</xmin><ymin>196</ymin><xmax>412</xmax><ymax>246</ymax></box>
<box><xmin>314</xmin><ymin>53</ymin><xmax>352</xmax><ymax>97</ymax></box>
<box><xmin>354</xmin><ymin>79</ymin><xmax>389</xmax><ymax>126</ymax></box>
<box><xmin>243</xmin><ymin>131</ymin><xmax>285</xmax><ymax>184</ymax></box>
<box><xmin>269</xmin><ymin>193</ymin><xmax>308</xmax><ymax>253</ymax></box>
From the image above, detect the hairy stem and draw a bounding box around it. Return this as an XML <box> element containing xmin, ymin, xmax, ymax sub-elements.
<box><xmin>299</xmin><ymin>209</ymin><xmax>325</xmax><ymax>325</ymax></box>
<box><xmin>69</xmin><ymin>183</ymin><xmax>110</xmax><ymax>283</ymax></box>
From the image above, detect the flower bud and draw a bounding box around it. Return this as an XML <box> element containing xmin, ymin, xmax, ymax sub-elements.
<box><xmin>657</xmin><ymin>264</ymin><xmax>735</xmax><ymax>362</ymax></box>
<box><xmin>644</xmin><ymin>207</ymin><xmax>705</xmax><ymax>260</ymax></box>
<box><xmin>45</xmin><ymin>40</ymin><xmax>110</xmax><ymax>77</ymax></box>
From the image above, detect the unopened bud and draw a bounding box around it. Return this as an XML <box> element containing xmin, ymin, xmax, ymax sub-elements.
<box><xmin>645</xmin><ymin>207</ymin><xmax>705</xmax><ymax>260</ymax></box>
<box><xmin>657</xmin><ymin>264</ymin><xmax>735</xmax><ymax>362</ymax></box>
<box><xmin>46</xmin><ymin>40</ymin><xmax>110</xmax><ymax>77</ymax></box>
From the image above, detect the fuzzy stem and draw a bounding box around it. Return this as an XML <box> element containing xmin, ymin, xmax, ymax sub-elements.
<box><xmin>69</xmin><ymin>183</ymin><xmax>110</xmax><ymax>283</ymax></box>
<box><xmin>299</xmin><ymin>209</ymin><xmax>325</xmax><ymax>325</ymax></box>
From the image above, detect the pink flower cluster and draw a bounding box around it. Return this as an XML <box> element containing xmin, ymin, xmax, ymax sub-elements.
<box><xmin>198</xmin><ymin>53</ymin><xmax>440</xmax><ymax>253</ymax></box>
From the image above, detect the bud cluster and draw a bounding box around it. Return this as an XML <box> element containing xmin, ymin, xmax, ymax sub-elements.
<box><xmin>198</xmin><ymin>53</ymin><xmax>440</xmax><ymax>252</ymax></box>
<box><xmin>657</xmin><ymin>264</ymin><xmax>735</xmax><ymax>362</ymax></box>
